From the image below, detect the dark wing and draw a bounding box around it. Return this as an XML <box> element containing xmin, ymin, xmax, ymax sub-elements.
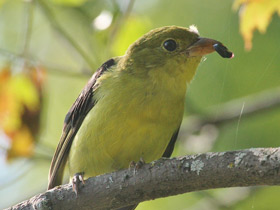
<box><xmin>48</xmin><ymin>59</ymin><xmax>115</xmax><ymax>190</ymax></box>
<box><xmin>162</xmin><ymin>127</ymin><xmax>180</xmax><ymax>158</ymax></box>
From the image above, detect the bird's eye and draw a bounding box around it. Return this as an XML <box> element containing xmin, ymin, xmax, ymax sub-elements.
<box><xmin>163</xmin><ymin>39</ymin><xmax>177</xmax><ymax>51</ymax></box>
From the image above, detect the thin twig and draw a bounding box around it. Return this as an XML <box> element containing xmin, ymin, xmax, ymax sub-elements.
<box><xmin>21</xmin><ymin>0</ymin><xmax>35</xmax><ymax>57</ymax></box>
<box><xmin>107</xmin><ymin>0</ymin><xmax>135</xmax><ymax>48</ymax></box>
<box><xmin>182</xmin><ymin>87</ymin><xmax>280</xmax><ymax>134</ymax></box>
<box><xmin>36</xmin><ymin>0</ymin><xmax>96</xmax><ymax>70</ymax></box>
<box><xmin>0</xmin><ymin>48</ymin><xmax>91</xmax><ymax>78</ymax></box>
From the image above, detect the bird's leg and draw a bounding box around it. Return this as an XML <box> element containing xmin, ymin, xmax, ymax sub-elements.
<box><xmin>72</xmin><ymin>172</ymin><xmax>85</xmax><ymax>196</ymax></box>
<box><xmin>129</xmin><ymin>157</ymin><xmax>146</xmax><ymax>175</ymax></box>
<box><xmin>129</xmin><ymin>160</ymin><xmax>136</xmax><ymax>169</ymax></box>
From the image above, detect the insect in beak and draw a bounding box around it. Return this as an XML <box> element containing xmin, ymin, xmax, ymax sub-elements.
<box><xmin>186</xmin><ymin>37</ymin><xmax>234</xmax><ymax>58</ymax></box>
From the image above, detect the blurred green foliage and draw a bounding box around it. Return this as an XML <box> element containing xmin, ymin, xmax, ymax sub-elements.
<box><xmin>0</xmin><ymin>0</ymin><xmax>280</xmax><ymax>209</ymax></box>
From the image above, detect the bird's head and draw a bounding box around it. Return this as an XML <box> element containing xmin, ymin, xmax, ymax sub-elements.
<box><xmin>122</xmin><ymin>25</ymin><xmax>233</xmax><ymax>83</ymax></box>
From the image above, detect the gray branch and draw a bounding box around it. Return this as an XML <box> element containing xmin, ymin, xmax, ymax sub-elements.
<box><xmin>6</xmin><ymin>147</ymin><xmax>280</xmax><ymax>210</ymax></box>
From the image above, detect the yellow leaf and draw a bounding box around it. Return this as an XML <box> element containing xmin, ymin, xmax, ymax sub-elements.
<box><xmin>0</xmin><ymin>70</ymin><xmax>39</xmax><ymax>132</ymax></box>
<box><xmin>233</xmin><ymin>0</ymin><xmax>280</xmax><ymax>50</ymax></box>
<box><xmin>11</xmin><ymin>74</ymin><xmax>40</xmax><ymax>111</ymax></box>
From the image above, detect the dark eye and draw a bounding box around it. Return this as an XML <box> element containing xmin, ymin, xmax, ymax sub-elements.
<box><xmin>163</xmin><ymin>39</ymin><xmax>177</xmax><ymax>51</ymax></box>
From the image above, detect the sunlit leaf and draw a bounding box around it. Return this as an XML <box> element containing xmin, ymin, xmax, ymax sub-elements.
<box><xmin>51</xmin><ymin>0</ymin><xmax>88</xmax><ymax>7</ymax></box>
<box><xmin>0</xmin><ymin>0</ymin><xmax>6</xmax><ymax>8</ymax></box>
<box><xmin>111</xmin><ymin>16</ymin><xmax>152</xmax><ymax>56</ymax></box>
<box><xmin>0</xmin><ymin>66</ymin><xmax>46</xmax><ymax>160</ymax></box>
<box><xmin>233</xmin><ymin>0</ymin><xmax>280</xmax><ymax>50</ymax></box>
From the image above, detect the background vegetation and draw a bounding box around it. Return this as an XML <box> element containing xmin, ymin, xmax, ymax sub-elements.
<box><xmin>0</xmin><ymin>0</ymin><xmax>280</xmax><ymax>209</ymax></box>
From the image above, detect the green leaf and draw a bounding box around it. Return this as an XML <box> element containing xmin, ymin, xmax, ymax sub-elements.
<box><xmin>0</xmin><ymin>0</ymin><xmax>7</xmax><ymax>8</ymax></box>
<box><xmin>111</xmin><ymin>16</ymin><xmax>152</xmax><ymax>56</ymax></box>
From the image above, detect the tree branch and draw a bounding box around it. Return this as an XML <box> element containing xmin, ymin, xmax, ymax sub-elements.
<box><xmin>7</xmin><ymin>147</ymin><xmax>280</xmax><ymax>210</ymax></box>
<box><xmin>183</xmin><ymin>87</ymin><xmax>280</xmax><ymax>134</ymax></box>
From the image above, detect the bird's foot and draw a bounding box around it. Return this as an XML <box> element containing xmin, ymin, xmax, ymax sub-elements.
<box><xmin>129</xmin><ymin>157</ymin><xmax>145</xmax><ymax>175</ymax></box>
<box><xmin>72</xmin><ymin>172</ymin><xmax>85</xmax><ymax>196</ymax></box>
<box><xmin>136</xmin><ymin>157</ymin><xmax>145</xmax><ymax>169</ymax></box>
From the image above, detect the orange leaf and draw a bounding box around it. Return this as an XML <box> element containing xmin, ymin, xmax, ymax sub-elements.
<box><xmin>0</xmin><ymin>65</ymin><xmax>46</xmax><ymax>160</ymax></box>
<box><xmin>6</xmin><ymin>125</ymin><xmax>35</xmax><ymax>159</ymax></box>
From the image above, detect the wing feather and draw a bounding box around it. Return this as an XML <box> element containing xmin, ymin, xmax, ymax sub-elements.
<box><xmin>48</xmin><ymin>59</ymin><xmax>115</xmax><ymax>189</ymax></box>
<box><xmin>162</xmin><ymin>127</ymin><xmax>180</xmax><ymax>158</ymax></box>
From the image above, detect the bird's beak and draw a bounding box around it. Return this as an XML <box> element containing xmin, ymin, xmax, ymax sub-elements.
<box><xmin>186</xmin><ymin>37</ymin><xmax>234</xmax><ymax>59</ymax></box>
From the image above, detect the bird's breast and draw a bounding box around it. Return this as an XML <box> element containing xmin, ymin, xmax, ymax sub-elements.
<box><xmin>69</xmin><ymin>73</ymin><xmax>186</xmax><ymax>178</ymax></box>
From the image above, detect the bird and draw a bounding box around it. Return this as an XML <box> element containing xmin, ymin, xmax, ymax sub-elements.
<box><xmin>47</xmin><ymin>25</ymin><xmax>233</xmax><ymax>210</ymax></box>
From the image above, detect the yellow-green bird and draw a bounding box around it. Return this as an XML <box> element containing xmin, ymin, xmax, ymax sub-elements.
<box><xmin>48</xmin><ymin>25</ymin><xmax>233</xmax><ymax>209</ymax></box>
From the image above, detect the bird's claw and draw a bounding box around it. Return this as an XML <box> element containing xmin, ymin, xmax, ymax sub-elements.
<box><xmin>129</xmin><ymin>157</ymin><xmax>145</xmax><ymax>175</ymax></box>
<box><xmin>72</xmin><ymin>172</ymin><xmax>85</xmax><ymax>196</ymax></box>
<box><xmin>136</xmin><ymin>157</ymin><xmax>145</xmax><ymax>169</ymax></box>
